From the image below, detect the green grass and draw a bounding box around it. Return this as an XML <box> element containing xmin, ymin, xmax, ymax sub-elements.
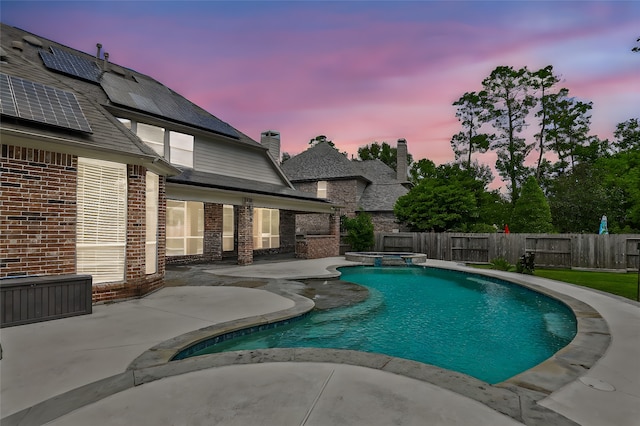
<box><xmin>533</xmin><ymin>269</ymin><xmax>639</xmax><ymax>301</ymax></box>
<box><xmin>472</xmin><ymin>264</ymin><xmax>639</xmax><ymax>300</ymax></box>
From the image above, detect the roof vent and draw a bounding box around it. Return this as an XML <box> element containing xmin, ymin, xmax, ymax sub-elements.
<box><xmin>96</xmin><ymin>43</ymin><xmax>102</xmax><ymax>59</ymax></box>
<box><xmin>103</xmin><ymin>52</ymin><xmax>109</xmax><ymax>71</ymax></box>
<box><xmin>22</xmin><ymin>35</ymin><xmax>43</xmax><ymax>48</ymax></box>
<box><xmin>11</xmin><ymin>41</ymin><xmax>23</xmax><ymax>51</ymax></box>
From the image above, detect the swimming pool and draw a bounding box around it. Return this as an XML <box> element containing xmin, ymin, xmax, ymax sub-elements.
<box><xmin>178</xmin><ymin>266</ymin><xmax>577</xmax><ymax>384</ymax></box>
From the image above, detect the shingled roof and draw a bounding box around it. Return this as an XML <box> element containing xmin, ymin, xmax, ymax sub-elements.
<box><xmin>281</xmin><ymin>141</ymin><xmax>366</xmax><ymax>182</ymax></box>
<box><xmin>281</xmin><ymin>142</ymin><xmax>410</xmax><ymax>212</ymax></box>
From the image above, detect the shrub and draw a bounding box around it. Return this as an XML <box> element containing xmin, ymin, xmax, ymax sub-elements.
<box><xmin>516</xmin><ymin>252</ymin><xmax>536</xmax><ymax>275</ymax></box>
<box><xmin>489</xmin><ymin>257</ymin><xmax>513</xmax><ymax>271</ymax></box>
<box><xmin>343</xmin><ymin>213</ymin><xmax>375</xmax><ymax>251</ymax></box>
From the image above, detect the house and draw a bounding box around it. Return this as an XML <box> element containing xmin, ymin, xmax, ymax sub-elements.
<box><xmin>0</xmin><ymin>23</ymin><xmax>338</xmax><ymax>305</ymax></box>
<box><xmin>280</xmin><ymin>139</ymin><xmax>412</xmax><ymax>236</ymax></box>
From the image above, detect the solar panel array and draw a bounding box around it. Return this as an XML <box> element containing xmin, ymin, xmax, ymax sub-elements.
<box><xmin>0</xmin><ymin>73</ymin><xmax>93</xmax><ymax>133</ymax></box>
<box><xmin>101</xmin><ymin>73</ymin><xmax>239</xmax><ymax>139</ymax></box>
<box><xmin>40</xmin><ymin>46</ymin><xmax>102</xmax><ymax>83</ymax></box>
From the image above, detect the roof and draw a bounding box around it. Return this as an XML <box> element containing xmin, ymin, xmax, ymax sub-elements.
<box><xmin>281</xmin><ymin>141</ymin><xmax>366</xmax><ymax>182</ymax></box>
<box><xmin>281</xmin><ymin>142</ymin><xmax>409</xmax><ymax>212</ymax></box>
<box><xmin>0</xmin><ymin>23</ymin><xmax>334</xmax><ymax>209</ymax></box>
<box><xmin>168</xmin><ymin>169</ymin><xmax>331</xmax><ymax>203</ymax></box>
<box><xmin>0</xmin><ymin>23</ymin><xmax>177</xmax><ymax>175</ymax></box>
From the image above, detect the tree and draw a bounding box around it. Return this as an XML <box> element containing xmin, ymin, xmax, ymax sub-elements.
<box><xmin>450</xmin><ymin>91</ymin><xmax>491</xmax><ymax>169</ymax></box>
<box><xmin>612</xmin><ymin>118</ymin><xmax>640</xmax><ymax>153</ymax></box>
<box><xmin>309</xmin><ymin>135</ymin><xmax>334</xmax><ymax>147</ymax></box>
<box><xmin>408</xmin><ymin>158</ymin><xmax>437</xmax><ymax>184</ymax></box>
<box><xmin>358</xmin><ymin>141</ymin><xmax>413</xmax><ymax>171</ymax></box>
<box><xmin>481</xmin><ymin>66</ymin><xmax>536</xmax><ymax>203</ymax></box>
<box><xmin>530</xmin><ymin>65</ymin><xmax>560</xmax><ymax>179</ymax></box>
<box><xmin>395</xmin><ymin>164</ymin><xmax>498</xmax><ymax>232</ymax></box>
<box><xmin>510</xmin><ymin>176</ymin><xmax>554</xmax><ymax>233</ymax></box>
<box><xmin>343</xmin><ymin>213</ymin><xmax>375</xmax><ymax>251</ymax></box>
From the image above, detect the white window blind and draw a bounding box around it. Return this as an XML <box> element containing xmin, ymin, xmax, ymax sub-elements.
<box><xmin>77</xmin><ymin>158</ymin><xmax>127</xmax><ymax>283</ymax></box>
<box><xmin>253</xmin><ymin>208</ymin><xmax>280</xmax><ymax>249</ymax></box>
<box><xmin>166</xmin><ymin>200</ymin><xmax>203</xmax><ymax>256</ymax></box>
<box><xmin>137</xmin><ymin>122</ymin><xmax>165</xmax><ymax>156</ymax></box>
<box><xmin>223</xmin><ymin>204</ymin><xmax>234</xmax><ymax>251</ymax></box>
<box><xmin>317</xmin><ymin>181</ymin><xmax>327</xmax><ymax>198</ymax></box>
<box><xmin>169</xmin><ymin>131</ymin><xmax>194</xmax><ymax>168</ymax></box>
<box><xmin>146</xmin><ymin>172</ymin><xmax>159</xmax><ymax>274</ymax></box>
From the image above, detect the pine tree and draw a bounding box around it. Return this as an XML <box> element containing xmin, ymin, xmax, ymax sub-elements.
<box><xmin>511</xmin><ymin>176</ymin><xmax>554</xmax><ymax>233</ymax></box>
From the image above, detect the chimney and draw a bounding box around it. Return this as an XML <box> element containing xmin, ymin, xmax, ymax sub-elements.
<box><xmin>397</xmin><ymin>138</ymin><xmax>408</xmax><ymax>181</ymax></box>
<box><xmin>261</xmin><ymin>130</ymin><xmax>281</xmax><ymax>163</ymax></box>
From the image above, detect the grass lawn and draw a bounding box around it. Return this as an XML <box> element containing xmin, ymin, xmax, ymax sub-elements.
<box><xmin>533</xmin><ymin>269</ymin><xmax>639</xmax><ymax>301</ymax></box>
<box><xmin>474</xmin><ymin>264</ymin><xmax>639</xmax><ymax>300</ymax></box>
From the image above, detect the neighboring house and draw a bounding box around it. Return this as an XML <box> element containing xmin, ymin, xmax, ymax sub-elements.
<box><xmin>0</xmin><ymin>23</ymin><xmax>337</xmax><ymax>304</ymax></box>
<box><xmin>280</xmin><ymin>139</ymin><xmax>412</xmax><ymax>234</ymax></box>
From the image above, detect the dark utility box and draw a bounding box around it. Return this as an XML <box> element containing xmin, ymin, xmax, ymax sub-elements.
<box><xmin>1</xmin><ymin>274</ymin><xmax>93</xmax><ymax>328</ymax></box>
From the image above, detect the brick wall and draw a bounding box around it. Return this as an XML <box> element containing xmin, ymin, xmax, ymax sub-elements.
<box><xmin>1</xmin><ymin>145</ymin><xmax>77</xmax><ymax>277</ymax></box>
<box><xmin>237</xmin><ymin>200</ymin><xmax>253</xmax><ymax>265</ymax></box>
<box><xmin>293</xmin><ymin>180</ymin><xmax>358</xmax><ymax>235</ymax></box>
<box><xmin>204</xmin><ymin>203</ymin><xmax>223</xmax><ymax>261</ymax></box>
<box><xmin>370</xmin><ymin>212</ymin><xmax>410</xmax><ymax>233</ymax></box>
<box><xmin>92</xmin><ymin>166</ymin><xmax>166</xmax><ymax>303</ymax></box>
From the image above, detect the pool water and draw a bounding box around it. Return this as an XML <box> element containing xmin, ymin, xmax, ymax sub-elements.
<box><xmin>185</xmin><ymin>266</ymin><xmax>576</xmax><ymax>384</ymax></box>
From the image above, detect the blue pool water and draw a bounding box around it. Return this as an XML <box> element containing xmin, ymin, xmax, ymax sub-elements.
<box><xmin>183</xmin><ymin>266</ymin><xmax>577</xmax><ymax>384</ymax></box>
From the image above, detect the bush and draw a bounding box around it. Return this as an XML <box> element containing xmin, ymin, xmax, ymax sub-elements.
<box><xmin>516</xmin><ymin>252</ymin><xmax>535</xmax><ymax>275</ymax></box>
<box><xmin>343</xmin><ymin>213</ymin><xmax>375</xmax><ymax>251</ymax></box>
<box><xmin>489</xmin><ymin>257</ymin><xmax>513</xmax><ymax>271</ymax></box>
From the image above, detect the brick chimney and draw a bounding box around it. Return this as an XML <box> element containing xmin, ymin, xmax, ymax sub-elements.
<box><xmin>397</xmin><ymin>138</ymin><xmax>408</xmax><ymax>181</ymax></box>
<box><xmin>261</xmin><ymin>130</ymin><xmax>281</xmax><ymax>162</ymax></box>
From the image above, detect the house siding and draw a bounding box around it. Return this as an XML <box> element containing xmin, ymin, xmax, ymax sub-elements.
<box><xmin>194</xmin><ymin>138</ymin><xmax>282</xmax><ymax>185</ymax></box>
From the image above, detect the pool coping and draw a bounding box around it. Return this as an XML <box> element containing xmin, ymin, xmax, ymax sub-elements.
<box><xmin>4</xmin><ymin>263</ymin><xmax>611</xmax><ymax>426</ymax></box>
<box><xmin>131</xmin><ymin>263</ymin><xmax>610</xmax><ymax>426</ymax></box>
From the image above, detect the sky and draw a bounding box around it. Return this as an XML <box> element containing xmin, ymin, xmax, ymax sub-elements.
<box><xmin>3</xmin><ymin>1</ymin><xmax>639</xmax><ymax>189</ymax></box>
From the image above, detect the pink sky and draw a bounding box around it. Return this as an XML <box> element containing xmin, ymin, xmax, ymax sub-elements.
<box><xmin>4</xmin><ymin>1</ymin><xmax>639</xmax><ymax>189</ymax></box>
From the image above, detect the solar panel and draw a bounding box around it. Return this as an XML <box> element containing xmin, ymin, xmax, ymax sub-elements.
<box><xmin>101</xmin><ymin>73</ymin><xmax>239</xmax><ymax>139</ymax></box>
<box><xmin>40</xmin><ymin>46</ymin><xmax>102</xmax><ymax>83</ymax></box>
<box><xmin>0</xmin><ymin>73</ymin><xmax>93</xmax><ymax>133</ymax></box>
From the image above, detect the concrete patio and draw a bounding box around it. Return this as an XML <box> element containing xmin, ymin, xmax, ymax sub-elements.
<box><xmin>1</xmin><ymin>257</ymin><xmax>638</xmax><ymax>425</ymax></box>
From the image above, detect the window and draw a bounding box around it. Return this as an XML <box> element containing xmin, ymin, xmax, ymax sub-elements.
<box><xmin>118</xmin><ymin>118</ymin><xmax>196</xmax><ymax>168</ymax></box>
<box><xmin>166</xmin><ymin>200</ymin><xmax>203</xmax><ymax>256</ymax></box>
<box><xmin>137</xmin><ymin>122</ymin><xmax>165</xmax><ymax>156</ymax></box>
<box><xmin>317</xmin><ymin>181</ymin><xmax>327</xmax><ymax>198</ymax></box>
<box><xmin>169</xmin><ymin>131</ymin><xmax>194</xmax><ymax>168</ymax></box>
<box><xmin>223</xmin><ymin>204</ymin><xmax>234</xmax><ymax>251</ymax></box>
<box><xmin>76</xmin><ymin>158</ymin><xmax>127</xmax><ymax>283</ymax></box>
<box><xmin>253</xmin><ymin>208</ymin><xmax>279</xmax><ymax>249</ymax></box>
<box><xmin>146</xmin><ymin>172</ymin><xmax>159</xmax><ymax>274</ymax></box>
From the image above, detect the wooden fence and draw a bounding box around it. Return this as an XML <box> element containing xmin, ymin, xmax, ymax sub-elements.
<box><xmin>374</xmin><ymin>232</ymin><xmax>640</xmax><ymax>271</ymax></box>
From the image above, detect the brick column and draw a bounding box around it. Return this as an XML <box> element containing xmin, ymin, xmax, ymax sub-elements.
<box><xmin>126</xmin><ymin>165</ymin><xmax>146</xmax><ymax>293</ymax></box>
<box><xmin>204</xmin><ymin>203</ymin><xmax>223</xmax><ymax>261</ymax></box>
<box><xmin>236</xmin><ymin>199</ymin><xmax>253</xmax><ymax>265</ymax></box>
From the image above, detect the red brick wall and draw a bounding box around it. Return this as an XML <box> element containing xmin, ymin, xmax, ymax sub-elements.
<box><xmin>204</xmin><ymin>203</ymin><xmax>223</xmax><ymax>261</ymax></box>
<box><xmin>1</xmin><ymin>145</ymin><xmax>77</xmax><ymax>277</ymax></box>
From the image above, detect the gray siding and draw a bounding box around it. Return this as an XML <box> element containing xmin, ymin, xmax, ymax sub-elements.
<box><xmin>194</xmin><ymin>138</ymin><xmax>283</xmax><ymax>185</ymax></box>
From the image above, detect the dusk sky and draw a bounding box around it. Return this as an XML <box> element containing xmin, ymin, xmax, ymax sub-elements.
<box><xmin>3</xmin><ymin>1</ymin><xmax>639</xmax><ymax>189</ymax></box>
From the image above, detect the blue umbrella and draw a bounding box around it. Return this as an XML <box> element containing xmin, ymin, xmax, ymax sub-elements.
<box><xmin>599</xmin><ymin>215</ymin><xmax>609</xmax><ymax>235</ymax></box>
